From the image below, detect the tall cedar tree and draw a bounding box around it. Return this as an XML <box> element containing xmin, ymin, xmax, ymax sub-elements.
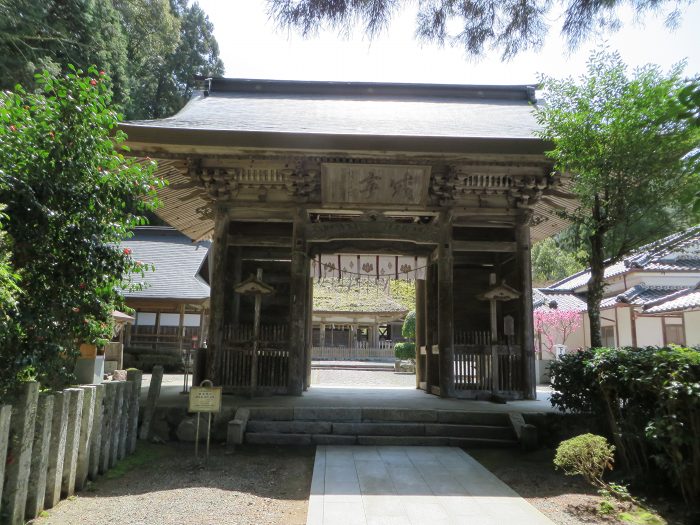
<box><xmin>534</xmin><ymin>50</ymin><xmax>699</xmax><ymax>347</ymax></box>
<box><xmin>0</xmin><ymin>0</ymin><xmax>223</xmax><ymax>119</ymax></box>
<box><xmin>267</xmin><ymin>0</ymin><xmax>690</xmax><ymax>59</ymax></box>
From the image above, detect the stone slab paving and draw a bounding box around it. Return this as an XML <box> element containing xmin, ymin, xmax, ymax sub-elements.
<box><xmin>307</xmin><ymin>446</ymin><xmax>554</xmax><ymax>525</ymax></box>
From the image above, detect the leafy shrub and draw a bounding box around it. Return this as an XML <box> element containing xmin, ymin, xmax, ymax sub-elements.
<box><xmin>0</xmin><ymin>67</ymin><xmax>160</xmax><ymax>394</ymax></box>
<box><xmin>554</xmin><ymin>433</ymin><xmax>615</xmax><ymax>489</ymax></box>
<box><xmin>402</xmin><ymin>310</ymin><xmax>416</xmax><ymax>340</ymax></box>
<box><xmin>550</xmin><ymin>346</ymin><xmax>700</xmax><ymax>506</ymax></box>
<box><xmin>394</xmin><ymin>342</ymin><xmax>415</xmax><ymax>360</ymax></box>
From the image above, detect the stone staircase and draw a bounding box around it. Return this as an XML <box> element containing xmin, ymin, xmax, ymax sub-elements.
<box><xmin>230</xmin><ymin>407</ymin><xmax>522</xmax><ymax>447</ymax></box>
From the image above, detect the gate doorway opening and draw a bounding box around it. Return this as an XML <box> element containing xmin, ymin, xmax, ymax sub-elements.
<box><xmin>310</xmin><ymin>276</ymin><xmax>416</xmax><ymax>388</ymax></box>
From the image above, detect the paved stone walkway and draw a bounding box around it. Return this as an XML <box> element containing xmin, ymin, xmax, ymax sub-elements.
<box><xmin>307</xmin><ymin>446</ymin><xmax>554</xmax><ymax>525</ymax></box>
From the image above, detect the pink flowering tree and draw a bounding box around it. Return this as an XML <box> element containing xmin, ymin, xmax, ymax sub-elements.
<box><xmin>533</xmin><ymin>309</ymin><xmax>582</xmax><ymax>358</ymax></box>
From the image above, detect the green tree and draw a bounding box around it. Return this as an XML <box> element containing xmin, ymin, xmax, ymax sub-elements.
<box><xmin>0</xmin><ymin>0</ymin><xmax>130</xmax><ymax>108</ymax></box>
<box><xmin>0</xmin><ymin>66</ymin><xmax>161</xmax><ymax>395</ymax></box>
<box><xmin>534</xmin><ymin>49</ymin><xmax>699</xmax><ymax>347</ymax></box>
<box><xmin>402</xmin><ymin>310</ymin><xmax>416</xmax><ymax>340</ymax></box>
<box><xmin>267</xmin><ymin>0</ymin><xmax>691</xmax><ymax>59</ymax></box>
<box><xmin>531</xmin><ymin>237</ymin><xmax>585</xmax><ymax>286</ymax></box>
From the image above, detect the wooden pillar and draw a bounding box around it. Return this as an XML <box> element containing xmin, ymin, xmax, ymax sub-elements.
<box><xmin>516</xmin><ymin>211</ymin><xmax>536</xmax><ymax>400</ymax></box>
<box><xmin>438</xmin><ymin>212</ymin><xmax>454</xmax><ymax>398</ymax></box>
<box><xmin>206</xmin><ymin>204</ymin><xmax>229</xmax><ymax>383</ymax></box>
<box><xmin>177</xmin><ymin>303</ymin><xmax>185</xmax><ymax>363</ymax></box>
<box><xmin>231</xmin><ymin>247</ymin><xmax>242</xmax><ymax>331</ymax></box>
<box><xmin>288</xmin><ymin>209</ymin><xmax>308</xmax><ymax>396</ymax></box>
<box><xmin>415</xmin><ymin>278</ymin><xmax>426</xmax><ymax>390</ymax></box>
<box><xmin>305</xmin><ymin>273</ymin><xmax>313</xmax><ymax>390</ymax></box>
<box><xmin>424</xmin><ymin>260</ymin><xmax>435</xmax><ymax>392</ymax></box>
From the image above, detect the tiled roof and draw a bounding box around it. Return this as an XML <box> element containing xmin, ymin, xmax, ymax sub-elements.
<box><xmin>550</xmin><ymin>225</ymin><xmax>700</xmax><ymax>291</ymax></box>
<box><xmin>121</xmin><ymin>227</ymin><xmax>210</xmax><ymax>301</ymax></box>
<box><xmin>643</xmin><ymin>284</ymin><xmax>700</xmax><ymax>313</ymax></box>
<box><xmin>313</xmin><ymin>279</ymin><xmax>409</xmax><ymax>314</ymax></box>
<box><xmin>533</xmin><ymin>288</ymin><xmax>587</xmax><ymax>312</ymax></box>
<box><xmin>599</xmin><ymin>284</ymin><xmax>685</xmax><ymax>309</ymax></box>
<box><xmin>127</xmin><ymin>79</ymin><xmax>540</xmax><ymax>139</ymax></box>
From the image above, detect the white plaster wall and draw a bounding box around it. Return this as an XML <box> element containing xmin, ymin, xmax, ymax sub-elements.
<box><xmin>626</xmin><ymin>272</ymin><xmax>700</xmax><ymax>288</ymax></box>
<box><xmin>616</xmin><ymin>307</ymin><xmax>634</xmax><ymax>347</ymax></box>
<box><xmin>635</xmin><ymin>317</ymin><xmax>664</xmax><ymax>347</ymax></box>
<box><xmin>684</xmin><ymin>311</ymin><xmax>700</xmax><ymax>346</ymax></box>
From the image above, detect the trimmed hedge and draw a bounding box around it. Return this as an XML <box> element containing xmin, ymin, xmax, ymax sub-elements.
<box><xmin>394</xmin><ymin>342</ymin><xmax>415</xmax><ymax>360</ymax></box>
<box><xmin>550</xmin><ymin>346</ymin><xmax>700</xmax><ymax>506</ymax></box>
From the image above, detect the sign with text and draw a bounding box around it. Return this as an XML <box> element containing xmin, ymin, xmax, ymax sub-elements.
<box><xmin>321</xmin><ymin>163</ymin><xmax>430</xmax><ymax>206</ymax></box>
<box><xmin>188</xmin><ymin>386</ymin><xmax>222</xmax><ymax>413</ymax></box>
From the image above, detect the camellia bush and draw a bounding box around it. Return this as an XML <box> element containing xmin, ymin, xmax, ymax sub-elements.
<box><xmin>550</xmin><ymin>346</ymin><xmax>700</xmax><ymax>506</ymax></box>
<box><xmin>0</xmin><ymin>66</ymin><xmax>162</xmax><ymax>397</ymax></box>
<box><xmin>394</xmin><ymin>342</ymin><xmax>416</xmax><ymax>360</ymax></box>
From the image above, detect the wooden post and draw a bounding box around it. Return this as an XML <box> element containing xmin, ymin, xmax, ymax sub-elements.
<box><xmin>488</xmin><ymin>273</ymin><xmax>500</xmax><ymax>394</ymax></box>
<box><xmin>516</xmin><ymin>211</ymin><xmax>536</xmax><ymax>400</ymax></box>
<box><xmin>177</xmin><ymin>303</ymin><xmax>185</xmax><ymax>365</ymax></box>
<box><xmin>207</xmin><ymin>204</ymin><xmax>229</xmax><ymax>383</ymax></box>
<box><xmin>305</xmin><ymin>275</ymin><xmax>313</xmax><ymax>390</ymax></box>
<box><xmin>232</xmin><ymin>247</ymin><xmax>242</xmax><ymax>331</ymax></box>
<box><xmin>415</xmin><ymin>278</ymin><xmax>426</xmax><ymax>390</ymax></box>
<box><xmin>288</xmin><ymin>209</ymin><xmax>308</xmax><ymax>395</ymax></box>
<box><xmin>250</xmin><ymin>268</ymin><xmax>263</xmax><ymax>397</ymax></box>
<box><xmin>437</xmin><ymin>212</ymin><xmax>454</xmax><ymax>398</ymax></box>
<box><xmin>424</xmin><ymin>260</ymin><xmax>434</xmax><ymax>391</ymax></box>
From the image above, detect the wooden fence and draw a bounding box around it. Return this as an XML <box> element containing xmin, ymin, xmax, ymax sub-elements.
<box><xmin>311</xmin><ymin>345</ymin><xmax>396</xmax><ymax>361</ymax></box>
<box><xmin>453</xmin><ymin>344</ymin><xmax>523</xmax><ymax>397</ymax></box>
<box><xmin>0</xmin><ymin>372</ymin><xmax>142</xmax><ymax>524</ymax></box>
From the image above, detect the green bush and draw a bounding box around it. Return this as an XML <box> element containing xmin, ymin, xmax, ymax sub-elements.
<box><xmin>554</xmin><ymin>433</ymin><xmax>615</xmax><ymax>489</ymax></box>
<box><xmin>550</xmin><ymin>346</ymin><xmax>700</xmax><ymax>506</ymax></box>
<box><xmin>394</xmin><ymin>342</ymin><xmax>415</xmax><ymax>360</ymax></box>
<box><xmin>402</xmin><ymin>311</ymin><xmax>416</xmax><ymax>340</ymax></box>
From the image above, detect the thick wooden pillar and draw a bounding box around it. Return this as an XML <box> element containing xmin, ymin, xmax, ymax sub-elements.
<box><xmin>438</xmin><ymin>212</ymin><xmax>454</xmax><ymax>398</ymax></box>
<box><xmin>206</xmin><ymin>204</ymin><xmax>228</xmax><ymax>384</ymax></box>
<box><xmin>231</xmin><ymin>247</ymin><xmax>242</xmax><ymax>331</ymax></box>
<box><xmin>516</xmin><ymin>211</ymin><xmax>536</xmax><ymax>400</ymax></box>
<box><xmin>288</xmin><ymin>209</ymin><xmax>308</xmax><ymax>395</ymax></box>
<box><xmin>415</xmin><ymin>278</ymin><xmax>426</xmax><ymax>390</ymax></box>
<box><xmin>305</xmin><ymin>274</ymin><xmax>313</xmax><ymax>390</ymax></box>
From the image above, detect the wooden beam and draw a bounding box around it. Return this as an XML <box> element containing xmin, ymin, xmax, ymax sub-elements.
<box><xmin>228</xmin><ymin>234</ymin><xmax>292</xmax><ymax>247</ymax></box>
<box><xmin>453</xmin><ymin>241</ymin><xmax>516</xmax><ymax>253</ymax></box>
<box><xmin>308</xmin><ymin>240</ymin><xmax>432</xmax><ymax>257</ymax></box>
<box><xmin>307</xmin><ymin>221</ymin><xmax>440</xmax><ymax>244</ymax></box>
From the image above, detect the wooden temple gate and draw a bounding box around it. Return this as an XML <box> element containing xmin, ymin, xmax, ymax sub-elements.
<box><xmin>121</xmin><ymin>78</ymin><xmax>575</xmax><ymax>400</ymax></box>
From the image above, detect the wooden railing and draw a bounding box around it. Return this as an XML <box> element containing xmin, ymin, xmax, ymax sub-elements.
<box><xmin>127</xmin><ymin>333</ymin><xmax>186</xmax><ymax>353</ymax></box>
<box><xmin>219</xmin><ymin>343</ymin><xmax>289</xmax><ymax>393</ymax></box>
<box><xmin>312</xmin><ymin>345</ymin><xmax>396</xmax><ymax>361</ymax></box>
<box><xmin>224</xmin><ymin>323</ymin><xmax>288</xmax><ymax>343</ymax></box>
<box><xmin>453</xmin><ymin>344</ymin><xmax>522</xmax><ymax>394</ymax></box>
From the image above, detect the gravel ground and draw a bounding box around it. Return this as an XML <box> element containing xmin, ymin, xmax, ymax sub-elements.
<box><xmin>34</xmin><ymin>443</ymin><xmax>314</xmax><ymax>525</ymax></box>
<box><xmin>311</xmin><ymin>368</ymin><xmax>416</xmax><ymax>387</ymax></box>
<box><xmin>469</xmin><ymin>448</ymin><xmax>689</xmax><ymax>525</ymax></box>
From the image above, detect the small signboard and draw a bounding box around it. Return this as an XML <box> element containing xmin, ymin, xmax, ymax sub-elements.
<box><xmin>188</xmin><ymin>385</ymin><xmax>222</xmax><ymax>413</ymax></box>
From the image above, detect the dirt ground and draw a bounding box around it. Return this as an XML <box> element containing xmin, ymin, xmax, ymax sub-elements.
<box><xmin>469</xmin><ymin>448</ymin><xmax>694</xmax><ymax>525</ymax></box>
<box><xmin>33</xmin><ymin>443</ymin><xmax>314</xmax><ymax>525</ymax></box>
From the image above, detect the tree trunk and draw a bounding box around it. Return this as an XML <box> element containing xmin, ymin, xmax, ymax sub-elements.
<box><xmin>587</xmin><ymin>197</ymin><xmax>606</xmax><ymax>349</ymax></box>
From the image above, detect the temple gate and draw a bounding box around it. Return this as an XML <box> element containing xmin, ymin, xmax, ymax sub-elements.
<box><xmin>121</xmin><ymin>78</ymin><xmax>575</xmax><ymax>400</ymax></box>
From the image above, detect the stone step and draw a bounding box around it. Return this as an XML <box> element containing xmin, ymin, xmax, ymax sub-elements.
<box><xmin>332</xmin><ymin>422</ymin><xmax>426</xmax><ymax>436</ymax></box>
<box><xmin>244</xmin><ymin>432</ymin><xmax>517</xmax><ymax>447</ymax></box>
<box><xmin>247</xmin><ymin>420</ymin><xmax>332</xmax><ymax>435</ymax></box>
<box><xmin>424</xmin><ymin>424</ymin><xmax>515</xmax><ymax>440</ymax></box>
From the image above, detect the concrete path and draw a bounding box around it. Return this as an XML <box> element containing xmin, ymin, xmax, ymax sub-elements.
<box><xmin>307</xmin><ymin>446</ymin><xmax>554</xmax><ymax>525</ymax></box>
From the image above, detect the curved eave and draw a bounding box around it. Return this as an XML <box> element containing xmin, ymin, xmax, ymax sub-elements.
<box><xmin>120</xmin><ymin>124</ymin><xmax>551</xmax><ymax>156</ymax></box>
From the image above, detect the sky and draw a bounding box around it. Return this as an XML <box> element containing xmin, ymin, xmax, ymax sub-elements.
<box><xmin>196</xmin><ymin>0</ymin><xmax>700</xmax><ymax>85</ymax></box>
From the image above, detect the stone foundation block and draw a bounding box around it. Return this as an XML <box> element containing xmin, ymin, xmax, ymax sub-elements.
<box><xmin>99</xmin><ymin>382</ymin><xmax>117</xmax><ymax>474</ymax></box>
<box><xmin>226</xmin><ymin>408</ymin><xmax>250</xmax><ymax>446</ymax></box>
<box><xmin>0</xmin><ymin>405</ymin><xmax>12</xmax><ymax>516</ymax></box>
<box><xmin>247</xmin><ymin>420</ymin><xmax>331</xmax><ymax>435</ymax></box>
<box><xmin>245</xmin><ymin>432</ymin><xmax>312</xmax><ymax>446</ymax></box>
<box><xmin>110</xmin><ymin>381</ymin><xmax>125</xmax><ymax>467</ymax></box>
<box><xmin>361</xmin><ymin>408</ymin><xmax>437</xmax><ymax>422</ymax></box>
<box><xmin>125</xmin><ymin>369</ymin><xmax>143</xmax><ymax>454</ymax></box>
<box><xmin>311</xmin><ymin>434</ymin><xmax>357</xmax><ymax>445</ymax></box>
<box><xmin>247</xmin><ymin>407</ymin><xmax>293</xmax><ymax>421</ymax></box>
<box><xmin>118</xmin><ymin>381</ymin><xmax>131</xmax><ymax>459</ymax></box>
<box><xmin>294</xmin><ymin>407</ymin><xmax>361</xmax><ymax>422</ymax></box>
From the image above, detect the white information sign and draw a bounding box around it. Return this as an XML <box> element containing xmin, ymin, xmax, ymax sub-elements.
<box><xmin>188</xmin><ymin>386</ymin><xmax>222</xmax><ymax>413</ymax></box>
